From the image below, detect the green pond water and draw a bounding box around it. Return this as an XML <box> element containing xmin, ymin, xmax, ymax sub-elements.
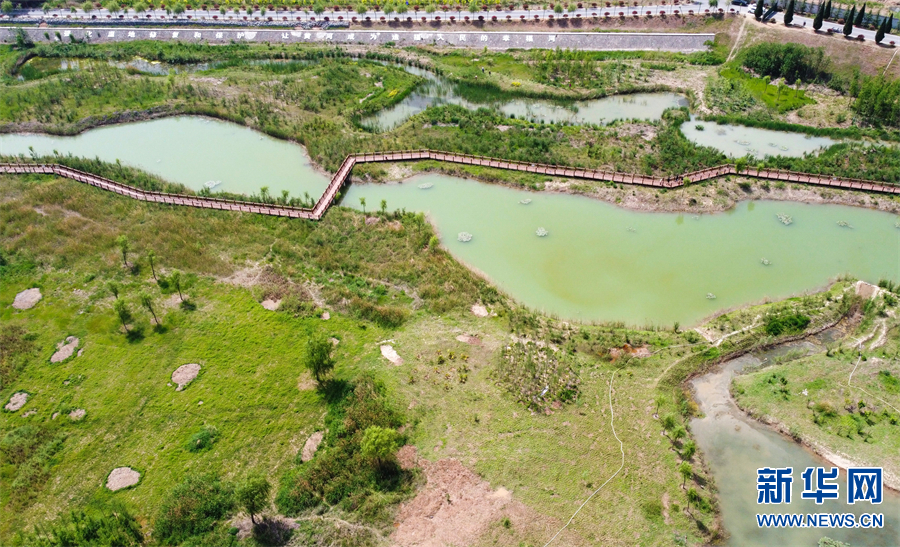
<box><xmin>0</xmin><ymin>117</ymin><xmax>330</xmax><ymax>199</ymax></box>
<box><xmin>345</xmin><ymin>174</ymin><xmax>900</xmax><ymax>326</ymax></box>
<box><xmin>682</xmin><ymin>117</ymin><xmax>840</xmax><ymax>158</ymax></box>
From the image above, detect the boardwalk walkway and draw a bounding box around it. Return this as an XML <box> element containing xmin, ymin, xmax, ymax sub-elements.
<box><xmin>3</xmin><ymin>150</ymin><xmax>897</xmax><ymax>220</ymax></box>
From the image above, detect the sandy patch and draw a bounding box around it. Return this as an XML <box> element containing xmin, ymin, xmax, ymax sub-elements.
<box><xmin>301</xmin><ymin>431</ymin><xmax>324</xmax><ymax>462</ymax></box>
<box><xmin>455</xmin><ymin>335</ymin><xmax>482</xmax><ymax>345</ymax></box>
<box><xmin>5</xmin><ymin>392</ymin><xmax>28</xmax><ymax>411</ymax></box>
<box><xmin>50</xmin><ymin>336</ymin><xmax>80</xmax><ymax>363</ymax></box>
<box><xmin>106</xmin><ymin>467</ymin><xmax>140</xmax><ymax>491</ymax></box>
<box><xmin>471</xmin><ymin>304</ymin><xmax>489</xmax><ymax>317</ymax></box>
<box><xmin>69</xmin><ymin>408</ymin><xmax>86</xmax><ymax>421</ymax></box>
<box><xmin>261</xmin><ymin>299</ymin><xmax>281</xmax><ymax>311</ymax></box>
<box><xmin>855</xmin><ymin>280</ymin><xmax>883</xmax><ymax>300</ymax></box>
<box><xmin>392</xmin><ymin>457</ymin><xmax>571</xmax><ymax>547</ymax></box>
<box><xmin>12</xmin><ymin>288</ymin><xmax>42</xmax><ymax>310</ymax></box>
<box><xmin>381</xmin><ymin>345</ymin><xmax>403</xmax><ymax>366</ymax></box>
<box><xmin>171</xmin><ymin>363</ymin><xmax>201</xmax><ymax>391</ymax></box>
<box><xmin>22</xmin><ymin>409</ymin><xmax>36</xmax><ymax>417</ymax></box>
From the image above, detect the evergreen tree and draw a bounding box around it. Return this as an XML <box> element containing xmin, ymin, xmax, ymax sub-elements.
<box><xmin>854</xmin><ymin>2</ymin><xmax>865</xmax><ymax>26</ymax></box>
<box><xmin>844</xmin><ymin>6</ymin><xmax>855</xmax><ymax>35</ymax></box>
<box><xmin>784</xmin><ymin>0</ymin><xmax>795</xmax><ymax>25</ymax></box>
<box><xmin>754</xmin><ymin>0</ymin><xmax>764</xmax><ymax>19</ymax></box>
<box><xmin>875</xmin><ymin>18</ymin><xmax>885</xmax><ymax>43</ymax></box>
<box><xmin>813</xmin><ymin>1</ymin><xmax>824</xmax><ymax>29</ymax></box>
<box><xmin>823</xmin><ymin>0</ymin><xmax>831</xmax><ymax>18</ymax></box>
<box><xmin>887</xmin><ymin>13</ymin><xmax>894</xmax><ymax>35</ymax></box>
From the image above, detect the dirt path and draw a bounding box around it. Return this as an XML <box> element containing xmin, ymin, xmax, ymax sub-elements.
<box><xmin>726</xmin><ymin>16</ymin><xmax>748</xmax><ymax>63</ymax></box>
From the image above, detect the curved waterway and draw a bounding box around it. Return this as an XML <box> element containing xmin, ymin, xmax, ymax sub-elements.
<box><xmin>682</xmin><ymin>118</ymin><xmax>840</xmax><ymax>158</ymax></box>
<box><xmin>0</xmin><ymin>117</ymin><xmax>330</xmax><ymax>199</ymax></box>
<box><xmin>346</xmin><ymin>174</ymin><xmax>899</xmax><ymax>326</ymax></box>
<box><xmin>691</xmin><ymin>341</ymin><xmax>900</xmax><ymax>546</ymax></box>
<box><xmin>361</xmin><ymin>65</ymin><xmax>688</xmax><ymax>131</ymax></box>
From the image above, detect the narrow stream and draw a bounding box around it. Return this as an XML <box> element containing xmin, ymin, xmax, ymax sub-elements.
<box><xmin>690</xmin><ymin>339</ymin><xmax>900</xmax><ymax>546</ymax></box>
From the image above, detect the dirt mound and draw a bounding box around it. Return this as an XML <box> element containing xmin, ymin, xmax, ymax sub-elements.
<box><xmin>172</xmin><ymin>363</ymin><xmax>201</xmax><ymax>391</ymax></box>
<box><xmin>106</xmin><ymin>467</ymin><xmax>140</xmax><ymax>491</ymax></box>
<box><xmin>392</xmin><ymin>457</ymin><xmax>569</xmax><ymax>547</ymax></box>
<box><xmin>5</xmin><ymin>392</ymin><xmax>28</xmax><ymax>412</ymax></box>
<box><xmin>12</xmin><ymin>288</ymin><xmax>42</xmax><ymax>310</ymax></box>
<box><xmin>455</xmin><ymin>335</ymin><xmax>481</xmax><ymax>345</ymax></box>
<box><xmin>471</xmin><ymin>304</ymin><xmax>489</xmax><ymax>317</ymax></box>
<box><xmin>261</xmin><ymin>299</ymin><xmax>281</xmax><ymax>311</ymax></box>
<box><xmin>69</xmin><ymin>408</ymin><xmax>86</xmax><ymax>421</ymax></box>
<box><xmin>381</xmin><ymin>345</ymin><xmax>403</xmax><ymax>366</ymax></box>
<box><xmin>50</xmin><ymin>336</ymin><xmax>80</xmax><ymax>363</ymax></box>
<box><xmin>609</xmin><ymin>343</ymin><xmax>651</xmax><ymax>359</ymax></box>
<box><xmin>301</xmin><ymin>431</ymin><xmax>324</xmax><ymax>462</ymax></box>
<box><xmin>855</xmin><ymin>280</ymin><xmax>882</xmax><ymax>299</ymax></box>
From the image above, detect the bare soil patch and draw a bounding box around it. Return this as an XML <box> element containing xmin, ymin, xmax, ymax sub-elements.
<box><xmin>106</xmin><ymin>467</ymin><xmax>140</xmax><ymax>491</ymax></box>
<box><xmin>609</xmin><ymin>343</ymin><xmax>651</xmax><ymax>359</ymax></box>
<box><xmin>171</xmin><ymin>363</ymin><xmax>201</xmax><ymax>391</ymax></box>
<box><xmin>297</xmin><ymin>371</ymin><xmax>317</xmax><ymax>391</ymax></box>
<box><xmin>381</xmin><ymin>344</ymin><xmax>403</xmax><ymax>365</ymax></box>
<box><xmin>392</xmin><ymin>457</ymin><xmax>578</xmax><ymax>546</ymax></box>
<box><xmin>5</xmin><ymin>392</ymin><xmax>28</xmax><ymax>412</ymax></box>
<box><xmin>50</xmin><ymin>336</ymin><xmax>80</xmax><ymax>363</ymax></box>
<box><xmin>471</xmin><ymin>304</ymin><xmax>489</xmax><ymax>317</ymax></box>
<box><xmin>455</xmin><ymin>334</ymin><xmax>482</xmax><ymax>345</ymax></box>
<box><xmin>855</xmin><ymin>280</ymin><xmax>883</xmax><ymax>300</ymax></box>
<box><xmin>301</xmin><ymin>431</ymin><xmax>324</xmax><ymax>462</ymax></box>
<box><xmin>12</xmin><ymin>288</ymin><xmax>42</xmax><ymax>310</ymax></box>
<box><xmin>261</xmin><ymin>299</ymin><xmax>281</xmax><ymax>311</ymax></box>
<box><xmin>69</xmin><ymin>408</ymin><xmax>86</xmax><ymax>421</ymax></box>
<box><xmin>321</xmin><ymin>311</ymin><xmax>330</xmax><ymax>320</ymax></box>
<box><xmin>397</xmin><ymin>445</ymin><xmax>420</xmax><ymax>470</ymax></box>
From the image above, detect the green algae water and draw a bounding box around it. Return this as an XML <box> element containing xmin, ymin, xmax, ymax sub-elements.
<box><xmin>0</xmin><ymin>117</ymin><xmax>330</xmax><ymax>199</ymax></box>
<box><xmin>345</xmin><ymin>174</ymin><xmax>900</xmax><ymax>326</ymax></box>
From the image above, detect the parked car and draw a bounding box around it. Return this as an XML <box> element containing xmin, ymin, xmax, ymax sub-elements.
<box><xmin>731</xmin><ymin>0</ymin><xmax>749</xmax><ymax>5</ymax></box>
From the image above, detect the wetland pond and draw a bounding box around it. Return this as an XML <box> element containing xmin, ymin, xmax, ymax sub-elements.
<box><xmin>682</xmin><ymin>118</ymin><xmax>840</xmax><ymax>158</ymax></box>
<box><xmin>691</xmin><ymin>339</ymin><xmax>900</xmax><ymax>546</ymax></box>
<box><xmin>4</xmin><ymin>116</ymin><xmax>898</xmax><ymax>327</ymax></box>
<box><xmin>360</xmin><ymin>65</ymin><xmax>688</xmax><ymax>130</ymax></box>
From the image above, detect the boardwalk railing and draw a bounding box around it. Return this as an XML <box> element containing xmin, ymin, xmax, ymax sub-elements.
<box><xmin>3</xmin><ymin>151</ymin><xmax>898</xmax><ymax>220</ymax></box>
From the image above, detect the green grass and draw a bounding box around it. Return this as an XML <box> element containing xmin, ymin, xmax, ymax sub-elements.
<box><xmin>721</xmin><ymin>68</ymin><xmax>816</xmax><ymax>113</ymax></box>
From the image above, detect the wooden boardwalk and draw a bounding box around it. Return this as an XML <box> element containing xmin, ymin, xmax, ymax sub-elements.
<box><xmin>3</xmin><ymin>151</ymin><xmax>898</xmax><ymax>220</ymax></box>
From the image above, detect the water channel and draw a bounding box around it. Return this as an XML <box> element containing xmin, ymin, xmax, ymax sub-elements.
<box><xmin>682</xmin><ymin>117</ymin><xmax>840</xmax><ymax>158</ymax></box>
<box><xmin>691</xmin><ymin>339</ymin><xmax>900</xmax><ymax>546</ymax></box>
<box><xmin>360</xmin><ymin>64</ymin><xmax>689</xmax><ymax>130</ymax></box>
<box><xmin>5</xmin><ymin>115</ymin><xmax>900</xmax><ymax>544</ymax></box>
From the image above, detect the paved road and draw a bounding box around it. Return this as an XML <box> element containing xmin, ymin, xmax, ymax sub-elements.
<box><xmin>8</xmin><ymin>1</ymin><xmax>736</xmax><ymax>26</ymax></box>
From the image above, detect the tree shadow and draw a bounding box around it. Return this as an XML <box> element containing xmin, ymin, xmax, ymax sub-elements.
<box><xmin>152</xmin><ymin>324</ymin><xmax>169</xmax><ymax>334</ymax></box>
<box><xmin>317</xmin><ymin>378</ymin><xmax>352</xmax><ymax>404</ymax></box>
<box><xmin>179</xmin><ymin>300</ymin><xmax>197</xmax><ymax>311</ymax></box>
<box><xmin>125</xmin><ymin>326</ymin><xmax>145</xmax><ymax>343</ymax></box>
<box><xmin>252</xmin><ymin>518</ymin><xmax>294</xmax><ymax>547</ymax></box>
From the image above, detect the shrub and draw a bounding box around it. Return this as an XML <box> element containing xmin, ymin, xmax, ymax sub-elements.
<box><xmin>764</xmin><ymin>311</ymin><xmax>811</xmax><ymax>336</ymax></box>
<box><xmin>187</xmin><ymin>425</ymin><xmax>220</xmax><ymax>452</ymax></box>
<box><xmin>154</xmin><ymin>474</ymin><xmax>236</xmax><ymax>544</ymax></box>
<box><xmin>20</xmin><ymin>501</ymin><xmax>143</xmax><ymax>547</ymax></box>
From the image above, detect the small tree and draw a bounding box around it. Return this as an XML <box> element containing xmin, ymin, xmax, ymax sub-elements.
<box><xmin>140</xmin><ymin>292</ymin><xmax>160</xmax><ymax>326</ymax></box>
<box><xmin>303</xmin><ymin>334</ymin><xmax>335</xmax><ymax>385</ymax></box>
<box><xmin>876</xmin><ymin>18</ymin><xmax>886</xmax><ymax>43</ymax></box>
<box><xmin>754</xmin><ymin>0</ymin><xmax>763</xmax><ymax>20</ymax></box>
<box><xmin>81</xmin><ymin>0</ymin><xmax>93</xmax><ymax>12</ymax></box>
<box><xmin>708</xmin><ymin>0</ymin><xmax>718</xmax><ymax>7</ymax></box>
<box><xmin>116</xmin><ymin>235</ymin><xmax>130</xmax><ymax>268</ymax></box>
<box><xmin>887</xmin><ymin>13</ymin><xmax>894</xmax><ymax>35</ymax></box>
<box><xmin>854</xmin><ymin>2</ymin><xmax>864</xmax><ymax>26</ymax></box>
<box><xmin>843</xmin><ymin>7</ymin><xmax>855</xmax><ymax>36</ymax></box>
<box><xmin>356</xmin><ymin>3</ymin><xmax>367</xmax><ymax>14</ymax></box>
<box><xmin>553</xmin><ymin>2</ymin><xmax>562</xmax><ymax>12</ymax></box>
<box><xmin>114</xmin><ymin>299</ymin><xmax>132</xmax><ymax>333</ymax></box>
<box><xmin>134</xmin><ymin>1</ymin><xmax>148</xmax><ymax>12</ymax></box>
<box><xmin>678</xmin><ymin>462</ymin><xmax>693</xmax><ymax>487</ymax></box>
<box><xmin>147</xmin><ymin>250</ymin><xmax>158</xmax><ymax>281</ymax></box>
<box><xmin>313</xmin><ymin>2</ymin><xmax>325</xmax><ymax>14</ymax></box>
<box><xmin>813</xmin><ymin>2</ymin><xmax>823</xmax><ymax>30</ymax></box>
<box><xmin>104</xmin><ymin>0</ymin><xmax>120</xmax><ymax>13</ymax></box>
<box><xmin>681</xmin><ymin>439</ymin><xmax>697</xmax><ymax>460</ymax></box>
<box><xmin>671</xmin><ymin>425</ymin><xmax>687</xmax><ymax>443</ymax></box>
<box><xmin>661</xmin><ymin>413</ymin><xmax>678</xmax><ymax>435</ymax></box>
<box><xmin>173</xmin><ymin>2</ymin><xmax>186</xmax><ymax>13</ymax></box>
<box><xmin>783</xmin><ymin>0</ymin><xmax>794</xmax><ymax>25</ymax></box>
<box><xmin>359</xmin><ymin>196</ymin><xmax>366</xmax><ymax>213</ymax></box>
<box><xmin>360</xmin><ymin>426</ymin><xmax>400</xmax><ymax>466</ymax></box>
<box><xmin>654</xmin><ymin>394</ymin><xmax>668</xmax><ymax>416</ymax></box>
<box><xmin>1</xmin><ymin>1</ymin><xmax>14</xmax><ymax>14</ymax></box>
<box><xmin>236</xmin><ymin>473</ymin><xmax>271</xmax><ymax>525</ymax></box>
<box><xmin>686</xmin><ymin>487</ymin><xmax>701</xmax><ymax>514</ymax></box>
<box><xmin>108</xmin><ymin>281</ymin><xmax>120</xmax><ymax>300</ymax></box>
<box><xmin>380</xmin><ymin>199</ymin><xmax>387</xmax><ymax>215</ymax></box>
<box><xmin>170</xmin><ymin>270</ymin><xmax>184</xmax><ymax>302</ymax></box>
